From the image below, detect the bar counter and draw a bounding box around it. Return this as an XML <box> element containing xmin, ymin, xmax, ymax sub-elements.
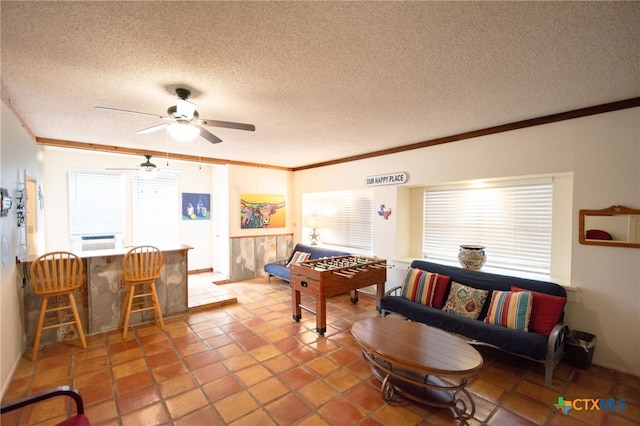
<box><xmin>19</xmin><ymin>245</ymin><xmax>192</xmax><ymax>347</ymax></box>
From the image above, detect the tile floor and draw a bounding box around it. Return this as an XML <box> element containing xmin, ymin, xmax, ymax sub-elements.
<box><xmin>2</xmin><ymin>276</ymin><xmax>639</xmax><ymax>426</ymax></box>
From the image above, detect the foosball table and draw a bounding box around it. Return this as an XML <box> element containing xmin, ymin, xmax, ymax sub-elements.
<box><xmin>290</xmin><ymin>255</ymin><xmax>388</xmax><ymax>335</ymax></box>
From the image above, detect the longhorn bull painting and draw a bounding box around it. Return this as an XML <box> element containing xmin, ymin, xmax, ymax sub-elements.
<box><xmin>240</xmin><ymin>194</ymin><xmax>286</xmax><ymax>229</ymax></box>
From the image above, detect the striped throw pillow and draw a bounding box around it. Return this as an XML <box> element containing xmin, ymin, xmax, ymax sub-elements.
<box><xmin>400</xmin><ymin>268</ymin><xmax>439</xmax><ymax>306</ymax></box>
<box><xmin>287</xmin><ymin>251</ymin><xmax>311</xmax><ymax>267</ymax></box>
<box><xmin>484</xmin><ymin>290</ymin><xmax>533</xmax><ymax>331</ymax></box>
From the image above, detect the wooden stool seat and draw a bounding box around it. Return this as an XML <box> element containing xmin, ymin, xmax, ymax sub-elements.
<box><xmin>29</xmin><ymin>252</ymin><xmax>87</xmax><ymax>361</ymax></box>
<box><xmin>118</xmin><ymin>245</ymin><xmax>165</xmax><ymax>339</ymax></box>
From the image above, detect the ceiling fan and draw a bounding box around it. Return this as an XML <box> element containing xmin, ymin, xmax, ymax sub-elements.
<box><xmin>96</xmin><ymin>87</ymin><xmax>255</xmax><ymax>144</ymax></box>
<box><xmin>106</xmin><ymin>155</ymin><xmax>182</xmax><ymax>175</ymax></box>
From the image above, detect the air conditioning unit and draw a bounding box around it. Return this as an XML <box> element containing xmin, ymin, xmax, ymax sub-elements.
<box><xmin>71</xmin><ymin>234</ymin><xmax>123</xmax><ymax>252</ymax></box>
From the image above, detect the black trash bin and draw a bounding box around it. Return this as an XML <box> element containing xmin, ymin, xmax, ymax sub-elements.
<box><xmin>565</xmin><ymin>330</ymin><xmax>596</xmax><ymax>369</ymax></box>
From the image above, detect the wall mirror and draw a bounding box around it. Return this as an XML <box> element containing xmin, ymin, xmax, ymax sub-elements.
<box><xmin>579</xmin><ymin>205</ymin><xmax>640</xmax><ymax>248</ymax></box>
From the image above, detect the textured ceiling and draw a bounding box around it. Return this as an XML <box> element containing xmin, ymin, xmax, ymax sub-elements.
<box><xmin>1</xmin><ymin>1</ymin><xmax>639</xmax><ymax>169</ymax></box>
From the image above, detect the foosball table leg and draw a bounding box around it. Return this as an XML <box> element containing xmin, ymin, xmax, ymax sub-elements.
<box><xmin>350</xmin><ymin>289</ymin><xmax>359</xmax><ymax>304</ymax></box>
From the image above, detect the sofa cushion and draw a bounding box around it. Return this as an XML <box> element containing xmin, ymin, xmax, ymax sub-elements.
<box><xmin>512</xmin><ymin>286</ymin><xmax>566</xmax><ymax>336</ymax></box>
<box><xmin>287</xmin><ymin>251</ymin><xmax>311</xmax><ymax>267</ymax></box>
<box><xmin>380</xmin><ymin>296</ymin><xmax>549</xmax><ymax>360</ymax></box>
<box><xmin>442</xmin><ymin>281</ymin><xmax>488</xmax><ymax>320</ymax></box>
<box><xmin>400</xmin><ymin>268</ymin><xmax>438</xmax><ymax>306</ymax></box>
<box><xmin>484</xmin><ymin>290</ymin><xmax>532</xmax><ymax>331</ymax></box>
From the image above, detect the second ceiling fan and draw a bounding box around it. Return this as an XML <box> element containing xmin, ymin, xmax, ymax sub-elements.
<box><xmin>96</xmin><ymin>87</ymin><xmax>255</xmax><ymax>144</ymax></box>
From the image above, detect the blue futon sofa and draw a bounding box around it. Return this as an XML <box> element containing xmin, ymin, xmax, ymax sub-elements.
<box><xmin>264</xmin><ymin>243</ymin><xmax>350</xmax><ymax>282</ymax></box>
<box><xmin>381</xmin><ymin>260</ymin><xmax>568</xmax><ymax>385</ymax></box>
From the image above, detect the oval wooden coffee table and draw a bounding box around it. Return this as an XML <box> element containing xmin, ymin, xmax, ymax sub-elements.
<box><xmin>351</xmin><ymin>317</ymin><xmax>483</xmax><ymax>420</ymax></box>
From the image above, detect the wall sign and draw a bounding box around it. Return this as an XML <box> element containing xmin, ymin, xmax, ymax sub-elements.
<box><xmin>365</xmin><ymin>172</ymin><xmax>407</xmax><ymax>187</ymax></box>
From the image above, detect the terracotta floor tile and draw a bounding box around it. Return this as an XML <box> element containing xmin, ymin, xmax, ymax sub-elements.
<box><xmin>279</xmin><ymin>366</ymin><xmax>317</xmax><ymax>390</ymax></box>
<box><xmin>174</xmin><ymin>405</ymin><xmax>224</xmax><ymax>426</ymax></box>
<box><xmin>318</xmin><ymin>396</ymin><xmax>367</xmax><ymax>425</ymax></box>
<box><xmin>345</xmin><ymin>382</ymin><xmax>386</xmax><ymax>412</ymax></box>
<box><xmin>324</xmin><ymin>368</ymin><xmax>362</xmax><ymax>392</ymax></box>
<box><xmin>165</xmin><ymin>387</ymin><xmax>209</xmax><ymax>420</ymax></box>
<box><xmin>158</xmin><ymin>372</ymin><xmax>198</xmax><ymax>399</ymax></box>
<box><xmin>249</xmin><ymin>377</ymin><xmax>290</xmax><ymax>404</ymax></box>
<box><xmin>30</xmin><ymin>365</ymin><xmax>71</xmax><ymax>390</ymax></box>
<box><xmin>115</xmin><ymin>370</ymin><xmax>154</xmax><ymax>394</ymax></box>
<box><xmin>120</xmin><ymin>402</ymin><xmax>169</xmax><ymax>426</ymax></box>
<box><xmin>215</xmin><ymin>391</ymin><xmax>260</xmax><ymax>424</ymax></box>
<box><xmin>146</xmin><ymin>350</ymin><xmax>181</xmax><ymax>369</ymax></box>
<box><xmin>235</xmin><ymin>364</ymin><xmax>272</xmax><ymax>387</ymax></box>
<box><xmin>192</xmin><ymin>361</ymin><xmax>229</xmax><ymax>385</ymax></box>
<box><xmin>222</xmin><ymin>353</ymin><xmax>257</xmax><ymax>372</ymax></box>
<box><xmin>80</xmin><ymin>381</ymin><xmax>114</xmax><ymax>405</ymax></box>
<box><xmin>202</xmin><ymin>375</ymin><xmax>244</xmax><ymax>402</ymax></box>
<box><xmin>262</xmin><ymin>353</ymin><xmax>297</xmax><ymax>374</ymax></box>
<box><xmin>111</xmin><ymin>358</ymin><xmax>147</xmax><ymax>380</ymax></box>
<box><xmin>229</xmin><ymin>408</ymin><xmax>278</xmax><ymax>426</ymax></box>
<box><xmin>249</xmin><ymin>343</ymin><xmax>282</xmax><ymax>362</ymax></box>
<box><xmin>265</xmin><ymin>393</ymin><xmax>312</xmax><ymax>425</ymax></box>
<box><xmin>151</xmin><ymin>360</ymin><xmax>188</xmax><ymax>382</ymax></box>
<box><xmin>183</xmin><ymin>349</ymin><xmax>219</xmax><ymax>370</ymax></box>
<box><xmin>501</xmin><ymin>393</ymin><xmax>553</xmax><ymax>425</ymax></box>
<box><xmin>117</xmin><ymin>383</ymin><xmax>160</xmax><ymax>415</ymax></box>
<box><xmin>215</xmin><ymin>342</ymin><xmax>246</xmax><ymax>360</ymax></box>
<box><xmin>298</xmin><ymin>380</ymin><xmax>339</xmax><ymax>407</ymax></box>
<box><xmin>372</xmin><ymin>402</ymin><xmax>425</xmax><ymax>426</ymax></box>
<box><xmin>305</xmin><ymin>357</ymin><xmax>340</xmax><ymax>376</ymax></box>
<box><xmin>237</xmin><ymin>334</ymin><xmax>270</xmax><ymax>352</ymax></box>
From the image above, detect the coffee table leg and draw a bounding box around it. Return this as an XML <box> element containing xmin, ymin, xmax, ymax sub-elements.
<box><xmin>452</xmin><ymin>386</ymin><xmax>476</xmax><ymax>420</ymax></box>
<box><xmin>381</xmin><ymin>375</ymin><xmax>396</xmax><ymax>402</ymax></box>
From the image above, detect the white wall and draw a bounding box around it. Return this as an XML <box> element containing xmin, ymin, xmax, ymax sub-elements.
<box><xmin>42</xmin><ymin>148</ymin><xmax>214</xmax><ymax>270</ymax></box>
<box><xmin>1</xmin><ymin>103</ymin><xmax>44</xmax><ymax>395</ymax></box>
<box><xmin>293</xmin><ymin>108</ymin><xmax>640</xmax><ymax>376</ymax></box>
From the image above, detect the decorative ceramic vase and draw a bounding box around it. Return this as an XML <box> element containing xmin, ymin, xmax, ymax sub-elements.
<box><xmin>458</xmin><ymin>245</ymin><xmax>486</xmax><ymax>270</ymax></box>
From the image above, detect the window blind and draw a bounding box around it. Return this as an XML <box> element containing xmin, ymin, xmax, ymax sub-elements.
<box><xmin>423</xmin><ymin>179</ymin><xmax>553</xmax><ymax>274</ymax></box>
<box><xmin>68</xmin><ymin>171</ymin><xmax>124</xmax><ymax>237</ymax></box>
<box><xmin>303</xmin><ymin>190</ymin><xmax>374</xmax><ymax>252</ymax></box>
<box><xmin>132</xmin><ymin>175</ymin><xmax>179</xmax><ymax>246</ymax></box>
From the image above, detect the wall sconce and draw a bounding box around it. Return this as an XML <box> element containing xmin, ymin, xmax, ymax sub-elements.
<box><xmin>304</xmin><ymin>216</ymin><xmax>322</xmax><ymax>245</ymax></box>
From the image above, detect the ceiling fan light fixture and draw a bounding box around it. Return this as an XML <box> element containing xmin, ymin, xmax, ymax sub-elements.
<box><xmin>168</xmin><ymin>123</ymin><xmax>200</xmax><ymax>142</ymax></box>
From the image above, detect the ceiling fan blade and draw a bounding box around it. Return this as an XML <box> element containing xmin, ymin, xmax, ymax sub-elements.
<box><xmin>137</xmin><ymin>123</ymin><xmax>168</xmax><ymax>134</ymax></box>
<box><xmin>198</xmin><ymin>119</ymin><xmax>256</xmax><ymax>132</ymax></box>
<box><xmin>198</xmin><ymin>126</ymin><xmax>223</xmax><ymax>144</ymax></box>
<box><xmin>95</xmin><ymin>106</ymin><xmax>167</xmax><ymax>120</ymax></box>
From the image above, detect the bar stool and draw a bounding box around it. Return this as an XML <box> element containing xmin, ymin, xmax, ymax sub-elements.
<box><xmin>118</xmin><ymin>245</ymin><xmax>165</xmax><ymax>339</ymax></box>
<box><xmin>29</xmin><ymin>251</ymin><xmax>87</xmax><ymax>361</ymax></box>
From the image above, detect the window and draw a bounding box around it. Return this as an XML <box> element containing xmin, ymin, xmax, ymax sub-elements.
<box><xmin>132</xmin><ymin>175</ymin><xmax>179</xmax><ymax>246</ymax></box>
<box><xmin>303</xmin><ymin>189</ymin><xmax>374</xmax><ymax>252</ymax></box>
<box><xmin>422</xmin><ymin>178</ymin><xmax>553</xmax><ymax>274</ymax></box>
<box><xmin>68</xmin><ymin>170</ymin><xmax>124</xmax><ymax>244</ymax></box>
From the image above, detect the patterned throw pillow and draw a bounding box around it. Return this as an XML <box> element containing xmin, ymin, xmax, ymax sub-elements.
<box><xmin>485</xmin><ymin>290</ymin><xmax>533</xmax><ymax>331</ymax></box>
<box><xmin>287</xmin><ymin>251</ymin><xmax>311</xmax><ymax>267</ymax></box>
<box><xmin>400</xmin><ymin>268</ymin><xmax>438</xmax><ymax>306</ymax></box>
<box><xmin>511</xmin><ymin>286</ymin><xmax>566</xmax><ymax>336</ymax></box>
<box><xmin>442</xmin><ymin>281</ymin><xmax>488</xmax><ymax>319</ymax></box>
